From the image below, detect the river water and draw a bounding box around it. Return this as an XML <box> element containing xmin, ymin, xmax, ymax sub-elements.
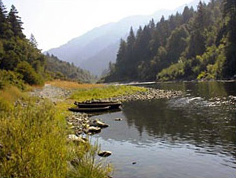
<box><xmin>91</xmin><ymin>81</ymin><xmax>236</xmax><ymax>178</ymax></box>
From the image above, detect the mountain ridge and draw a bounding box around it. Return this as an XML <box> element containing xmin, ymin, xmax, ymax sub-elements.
<box><xmin>47</xmin><ymin>0</ymin><xmax>208</xmax><ymax>76</ymax></box>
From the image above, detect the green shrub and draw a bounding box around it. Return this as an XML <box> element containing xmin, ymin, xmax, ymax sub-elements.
<box><xmin>0</xmin><ymin>70</ymin><xmax>26</xmax><ymax>90</ymax></box>
<box><xmin>157</xmin><ymin>62</ymin><xmax>185</xmax><ymax>81</ymax></box>
<box><xmin>15</xmin><ymin>61</ymin><xmax>44</xmax><ymax>85</ymax></box>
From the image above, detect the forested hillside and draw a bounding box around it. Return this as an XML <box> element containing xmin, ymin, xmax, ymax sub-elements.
<box><xmin>45</xmin><ymin>54</ymin><xmax>96</xmax><ymax>83</ymax></box>
<box><xmin>0</xmin><ymin>1</ymin><xmax>94</xmax><ymax>88</ymax></box>
<box><xmin>0</xmin><ymin>3</ymin><xmax>45</xmax><ymax>86</ymax></box>
<box><xmin>104</xmin><ymin>0</ymin><xmax>236</xmax><ymax>82</ymax></box>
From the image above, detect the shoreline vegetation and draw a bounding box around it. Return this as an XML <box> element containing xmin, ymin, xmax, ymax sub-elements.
<box><xmin>0</xmin><ymin>80</ymin><xmax>181</xmax><ymax>178</ymax></box>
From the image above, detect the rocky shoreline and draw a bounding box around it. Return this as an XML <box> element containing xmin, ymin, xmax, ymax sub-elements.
<box><xmin>66</xmin><ymin>88</ymin><xmax>182</xmax><ymax>149</ymax></box>
<box><xmin>31</xmin><ymin>84</ymin><xmax>182</xmax><ymax>158</ymax></box>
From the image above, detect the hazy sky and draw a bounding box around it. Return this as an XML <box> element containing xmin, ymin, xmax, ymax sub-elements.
<box><xmin>4</xmin><ymin>0</ymin><xmax>193</xmax><ymax>51</ymax></box>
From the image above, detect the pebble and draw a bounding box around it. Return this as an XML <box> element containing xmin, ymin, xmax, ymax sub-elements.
<box><xmin>115</xmin><ymin>118</ymin><xmax>122</xmax><ymax>121</ymax></box>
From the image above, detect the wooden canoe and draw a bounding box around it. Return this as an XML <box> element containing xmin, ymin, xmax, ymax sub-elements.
<box><xmin>68</xmin><ymin>106</ymin><xmax>111</xmax><ymax>113</ymax></box>
<box><xmin>74</xmin><ymin>101</ymin><xmax>122</xmax><ymax>109</ymax></box>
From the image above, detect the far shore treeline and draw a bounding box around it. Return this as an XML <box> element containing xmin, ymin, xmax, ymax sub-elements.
<box><xmin>0</xmin><ymin>1</ymin><xmax>94</xmax><ymax>88</ymax></box>
<box><xmin>103</xmin><ymin>0</ymin><xmax>236</xmax><ymax>82</ymax></box>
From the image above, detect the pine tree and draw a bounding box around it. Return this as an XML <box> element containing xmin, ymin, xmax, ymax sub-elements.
<box><xmin>0</xmin><ymin>0</ymin><xmax>12</xmax><ymax>38</ymax></box>
<box><xmin>127</xmin><ymin>27</ymin><xmax>135</xmax><ymax>51</ymax></box>
<box><xmin>30</xmin><ymin>34</ymin><xmax>38</xmax><ymax>48</ymax></box>
<box><xmin>188</xmin><ymin>1</ymin><xmax>208</xmax><ymax>58</ymax></box>
<box><xmin>182</xmin><ymin>6</ymin><xmax>194</xmax><ymax>23</ymax></box>
<box><xmin>8</xmin><ymin>5</ymin><xmax>25</xmax><ymax>38</ymax></box>
<box><xmin>222</xmin><ymin>0</ymin><xmax>236</xmax><ymax>77</ymax></box>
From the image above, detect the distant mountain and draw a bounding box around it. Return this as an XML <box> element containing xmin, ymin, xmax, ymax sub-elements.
<box><xmin>47</xmin><ymin>0</ymin><xmax>208</xmax><ymax>76</ymax></box>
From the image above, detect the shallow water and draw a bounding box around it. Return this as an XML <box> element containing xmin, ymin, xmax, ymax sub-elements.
<box><xmin>92</xmin><ymin>81</ymin><xmax>236</xmax><ymax>178</ymax></box>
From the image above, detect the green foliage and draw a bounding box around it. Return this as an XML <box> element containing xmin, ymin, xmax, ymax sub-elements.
<box><xmin>15</xmin><ymin>61</ymin><xmax>43</xmax><ymax>85</ymax></box>
<box><xmin>157</xmin><ymin>62</ymin><xmax>185</xmax><ymax>81</ymax></box>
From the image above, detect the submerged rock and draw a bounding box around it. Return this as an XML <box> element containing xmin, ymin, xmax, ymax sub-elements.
<box><xmin>98</xmin><ymin>151</ymin><xmax>112</xmax><ymax>157</ymax></box>
<box><xmin>85</xmin><ymin>126</ymin><xmax>101</xmax><ymax>134</ymax></box>
<box><xmin>114</xmin><ymin>118</ymin><xmax>122</xmax><ymax>121</ymax></box>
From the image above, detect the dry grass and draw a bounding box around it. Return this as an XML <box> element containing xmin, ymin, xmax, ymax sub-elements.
<box><xmin>0</xmin><ymin>85</ymin><xmax>27</xmax><ymax>103</ymax></box>
<box><xmin>47</xmin><ymin>80</ymin><xmax>104</xmax><ymax>89</ymax></box>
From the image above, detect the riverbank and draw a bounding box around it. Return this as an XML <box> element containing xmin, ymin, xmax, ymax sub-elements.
<box><xmin>0</xmin><ymin>81</ymin><xmax>182</xmax><ymax>178</ymax></box>
<box><xmin>0</xmin><ymin>82</ymin><xmax>113</xmax><ymax>178</ymax></box>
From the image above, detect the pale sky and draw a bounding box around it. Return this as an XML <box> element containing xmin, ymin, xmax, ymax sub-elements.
<box><xmin>4</xmin><ymin>0</ymin><xmax>193</xmax><ymax>51</ymax></box>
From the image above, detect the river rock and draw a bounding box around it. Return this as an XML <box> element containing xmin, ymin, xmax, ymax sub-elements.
<box><xmin>90</xmin><ymin>119</ymin><xmax>109</xmax><ymax>128</ymax></box>
<box><xmin>68</xmin><ymin>134</ymin><xmax>86</xmax><ymax>143</ymax></box>
<box><xmin>85</xmin><ymin>126</ymin><xmax>101</xmax><ymax>134</ymax></box>
<box><xmin>98</xmin><ymin>151</ymin><xmax>112</xmax><ymax>157</ymax></box>
<box><xmin>115</xmin><ymin>118</ymin><xmax>122</xmax><ymax>121</ymax></box>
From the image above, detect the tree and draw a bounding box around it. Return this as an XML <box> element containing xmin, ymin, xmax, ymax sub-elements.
<box><xmin>0</xmin><ymin>1</ymin><xmax>7</xmax><ymax>35</ymax></box>
<box><xmin>222</xmin><ymin>0</ymin><xmax>236</xmax><ymax>77</ymax></box>
<box><xmin>182</xmin><ymin>6</ymin><xmax>194</xmax><ymax>23</ymax></box>
<box><xmin>8</xmin><ymin>5</ymin><xmax>25</xmax><ymax>38</ymax></box>
<box><xmin>0</xmin><ymin>0</ymin><xmax>12</xmax><ymax>38</ymax></box>
<box><xmin>30</xmin><ymin>34</ymin><xmax>38</xmax><ymax>48</ymax></box>
<box><xmin>166</xmin><ymin>26</ymin><xmax>189</xmax><ymax>64</ymax></box>
<box><xmin>187</xmin><ymin>1</ymin><xmax>208</xmax><ymax>58</ymax></box>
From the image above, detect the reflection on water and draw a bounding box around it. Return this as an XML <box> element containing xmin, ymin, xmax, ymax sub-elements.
<box><xmin>92</xmin><ymin>81</ymin><xmax>236</xmax><ymax>178</ymax></box>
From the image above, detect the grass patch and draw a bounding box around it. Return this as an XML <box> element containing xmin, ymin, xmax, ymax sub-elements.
<box><xmin>70</xmin><ymin>85</ymin><xmax>147</xmax><ymax>102</ymax></box>
<box><xmin>47</xmin><ymin>80</ymin><xmax>104</xmax><ymax>89</ymax></box>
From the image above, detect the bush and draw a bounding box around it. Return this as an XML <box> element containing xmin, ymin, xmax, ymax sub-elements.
<box><xmin>157</xmin><ymin>62</ymin><xmax>185</xmax><ymax>81</ymax></box>
<box><xmin>15</xmin><ymin>61</ymin><xmax>44</xmax><ymax>85</ymax></box>
<box><xmin>0</xmin><ymin>70</ymin><xmax>26</xmax><ymax>90</ymax></box>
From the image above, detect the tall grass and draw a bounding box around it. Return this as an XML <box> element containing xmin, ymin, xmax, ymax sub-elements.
<box><xmin>0</xmin><ymin>101</ymin><xmax>69</xmax><ymax>178</ymax></box>
<box><xmin>0</xmin><ymin>85</ymin><xmax>27</xmax><ymax>112</ymax></box>
<box><xmin>69</xmin><ymin>142</ymin><xmax>113</xmax><ymax>178</ymax></box>
<box><xmin>70</xmin><ymin>85</ymin><xmax>147</xmax><ymax>102</ymax></box>
<box><xmin>0</xmin><ymin>87</ymin><xmax>112</xmax><ymax>178</ymax></box>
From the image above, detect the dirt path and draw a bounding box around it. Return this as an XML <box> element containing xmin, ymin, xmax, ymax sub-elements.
<box><xmin>30</xmin><ymin>84</ymin><xmax>72</xmax><ymax>102</ymax></box>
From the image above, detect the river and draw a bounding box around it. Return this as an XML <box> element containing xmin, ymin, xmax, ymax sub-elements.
<box><xmin>91</xmin><ymin>81</ymin><xmax>236</xmax><ymax>178</ymax></box>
